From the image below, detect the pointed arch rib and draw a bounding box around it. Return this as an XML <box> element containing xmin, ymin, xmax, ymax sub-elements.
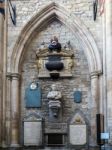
<box><xmin>11</xmin><ymin>2</ymin><xmax>102</xmax><ymax>74</ymax></box>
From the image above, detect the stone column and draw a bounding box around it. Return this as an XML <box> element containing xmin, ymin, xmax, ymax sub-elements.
<box><xmin>0</xmin><ymin>0</ymin><xmax>4</xmax><ymax>145</ymax></box>
<box><xmin>90</xmin><ymin>72</ymin><xmax>99</xmax><ymax>146</ymax></box>
<box><xmin>10</xmin><ymin>73</ymin><xmax>20</xmax><ymax>147</ymax></box>
<box><xmin>6</xmin><ymin>73</ymin><xmax>12</xmax><ymax>146</ymax></box>
<box><xmin>91</xmin><ymin>72</ymin><xmax>99</xmax><ymax>112</ymax></box>
<box><xmin>1</xmin><ymin>0</ymin><xmax>8</xmax><ymax>147</ymax></box>
<box><xmin>104</xmin><ymin>0</ymin><xmax>112</xmax><ymax>142</ymax></box>
<box><xmin>0</xmin><ymin>9</ymin><xmax>4</xmax><ymax>73</ymax></box>
<box><xmin>0</xmin><ymin>5</ymin><xmax>4</xmax><ymax>147</ymax></box>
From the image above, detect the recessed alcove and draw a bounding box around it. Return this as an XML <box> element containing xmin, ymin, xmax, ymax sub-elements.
<box><xmin>19</xmin><ymin>18</ymin><xmax>93</xmax><ymax>147</ymax></box>
<box><xmin>45</xmin><ymin>133</ymin><xmax>66</xmax><ymax>146</ymax></box>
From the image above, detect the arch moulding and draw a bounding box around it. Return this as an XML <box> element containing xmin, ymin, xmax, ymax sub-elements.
<box><xmin>10</xmin><ymin>2</ymin><xmax>102</xmax><ymax>74</ymax></box>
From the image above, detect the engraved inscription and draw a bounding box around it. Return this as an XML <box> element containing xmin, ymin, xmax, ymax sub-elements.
<box><xmin>24</xmin><ymin>122</ymin><xmax>42</xmax><ymax>146</ymax></box>
<box><xmin>69</xmin><ymin>125</ymin><xmax>87</xmax><ymax>145</ymax></box>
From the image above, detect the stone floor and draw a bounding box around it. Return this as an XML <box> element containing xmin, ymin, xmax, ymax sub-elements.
<box><xmin>1</xmin><ymin>145</ymin><xmax>112</xmax><ymax>150</ymax></box>
<box><xmin>1</xmin><ymin>146</ymin><xmax>111</xmax><ymax>150</ymax></box>
<box><xmin>0</xmin><ymin>148</ymin><xmax>94</xmax><ymax>150</ymax></box>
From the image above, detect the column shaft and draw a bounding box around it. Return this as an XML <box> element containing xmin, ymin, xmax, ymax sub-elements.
<box><xmin>2</xmin><ymin>0</ymin><xmax>8</xmax><ymax>147</ymax></box>
<box><xmin>6</xmin><ymin>73</ymin><xmax>12</xmax><ymax>146</ymax></box>
<box><xmin>90</xmin><ymin>72</ymin><xmax>99</xmax><ymax>146</ymax></box>
<box><xmin>0</xmin><ymin>10</ymin><xmax>4</xmax><ymax>147</ymax></box>
<box><xmin>10</xmin><ymin>73</ymin><xmax>20</xmax><ymax>147</ymax></box>
<box><xmin>105</xmin><ymin>0</ymin><xmax>112</xmax><ymax>141</ymax></box>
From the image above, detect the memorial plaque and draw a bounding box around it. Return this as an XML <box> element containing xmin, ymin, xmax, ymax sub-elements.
<box><xmin>25</xmin><ymin>82</ymin><xmax>41</xmax><ymax>108</ymax></box>
<box><xmin>24</xmin><ymin>121</ymin><xmax>42</xmax><ymax>146</ymax></box>
<box><xmin>74</xmin><ymin>91</ymin><xmax>82</xmax><ymax>103</ymax></box>
<box><xmin>69</xmin><ymin>124</ymin><xmax>86</xmax><ymax>145</ymax></box>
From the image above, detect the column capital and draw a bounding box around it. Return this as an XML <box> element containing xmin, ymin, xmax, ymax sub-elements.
<box><xmin>90</xmin><ymin>71</ymin><xmax>102</xmax><ymax>79</ymax></box>
<box><xmin>11</xmin><ymin>73</ymin><xmax>21</xmax><ymax>80</ymax></box>
<box><xmin>6</xmin><ymin>73</ymin><xmax>21</xmax><ymax>80</ymax></box>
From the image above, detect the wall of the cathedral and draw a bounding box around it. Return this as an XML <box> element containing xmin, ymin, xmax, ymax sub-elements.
<box><xmin>0</xmin><ymin>0</ymin><xmax>108</xmax><ymax>148</ymax></box>
<box><xmin>5</xmin><ymin>0</ymin><xmax>104</xmax><ymax>147</ymax></box>
<box><xmin>1</xmin><ymin>0</ymin><xmax>112</xmax><ymax>148</ymax></box>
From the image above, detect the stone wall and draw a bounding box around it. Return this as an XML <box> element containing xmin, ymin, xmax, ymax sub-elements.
<box><xmin>20</xmin><ymin>20</ymin><xmax>95</xmax><ymax>145</ymax></box>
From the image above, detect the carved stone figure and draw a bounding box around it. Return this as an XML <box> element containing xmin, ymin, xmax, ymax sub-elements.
<box><xmin>48</xmin><ymin>36</ymin><xmax>61</xmax><ymax>52</ymax></box>
<box><xmin>47</xmin><ymin>84</ymin><xmax>62</xmax><ymax>117</ymax></box>
<box><xmin>47</xmin><ymin>84</ymin><xmax>62</xmax><ymax>100</ymax></box>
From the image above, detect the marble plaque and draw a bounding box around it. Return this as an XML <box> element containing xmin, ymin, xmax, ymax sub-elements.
<box><xmin>24</xmin><ymin>121</ymin><xmax>42</xmax><ymax>146</ymax></box>
<box><xmin>69</xmin><ymin>124</ymin><xmax>86</xmax><ymax>145</ymax></box>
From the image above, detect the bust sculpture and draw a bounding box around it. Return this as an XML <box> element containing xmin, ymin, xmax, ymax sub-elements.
<box><xmin>47</xmin><ymin>84</ymin><xmax>62</xmax><ymax>100</ymax></box>
<box><xmin>47</xmin><ymin>84</ymin><xmax>62</xmax><ymax>117</ymax></box>
<box><xmin>48</xmin><ymin>36</ymin><xmax>61</xmax><ymax>53</ymax></box>
<box><xmin>46</xmin><ymin>37</ymin><xmax>64</xmax><ymax>78</ymax></box>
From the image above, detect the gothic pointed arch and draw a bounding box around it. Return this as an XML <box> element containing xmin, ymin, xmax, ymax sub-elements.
<box><xmin>69</xmin><ymin>109</ymin><xmax>90</xmax><ymax>126</ymax></box>
<box><xmin>10</xmin><ymin>2</ymin><xmax>102</xmax><ymax>74</ymax></box>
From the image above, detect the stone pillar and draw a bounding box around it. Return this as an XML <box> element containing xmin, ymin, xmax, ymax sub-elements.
<box><xmin>0</xmin><ymin>13</ymin><xmax>4</xmax><ymax>146</ymax></box>
<box><xmin>1</xmin><ymin>0</ymin><xmax>8</xmax><ymax>147</ymax></box>
<box><xmin>0</xmin><ymin>10</ymin><xmax>4</xmax><ymax>72</ymax></box>
<box><xmin>104</xmin><ymin>0</ymin><xmax>112</xmax><ymax>142</ymax></box>
<box><xmin>0</xmin><ymin>2</ymin><xmax>5</xmax><ymax>146</ymax></box>
<box><xmin>6</xmin><ymin>73</ymin><xmax>12</xmax><ymax>146</ymax></box>
<box><xmin>90</xmin><ymin>72</ymin><xmax>99</xmax><ymax>146</ymax></box>
<box><xmin>91</xmin><ymin>72</ymin><xmax>99</xmax><ymax>111</ymax></box>
<box><xmin>10</xmin><ymin>73</ymin><xmax>20</xmax><ymax>147</ymax></box>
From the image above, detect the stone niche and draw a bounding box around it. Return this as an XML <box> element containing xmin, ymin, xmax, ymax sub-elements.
<box><xmin>69</xmin><ymin>112</ymin><xmax>88</xmax><ymax>148</ymax></box>
<box><xmin>36</xmin><ymin>49</ymin><xmax>74</xmax><ymax>78</ymax></box>
<box><xmin>23</xmin><ymin>113</ymin><xmax>43</xmax><ymax>146</ymax></box>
